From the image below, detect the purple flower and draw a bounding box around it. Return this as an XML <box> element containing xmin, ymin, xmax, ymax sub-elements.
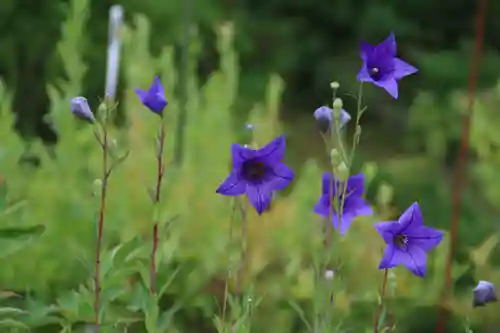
<box><xmin>473</xmin><ymin>280</ymin><xmax>497</xmax><ymax>307</ymax></box>
<box><xmin>313</xmin><ymin>173</ymin><xmax>373</xmax><ymax>235</ymax></box>
<box><xmin>216</xmin><ymin>135</ymin><xmax>294</xmax><ymax>215</ymax></box>
<box><xmin>375</xmin><ymin>202</ymin><xmax>443</xmax><ymax>277</ymax></box>
<box><xmin>357</xmin><ymin>32</ymin><xmax>418</xmax><ymax>99</ymax></box>
<box><xmin>134</xmin><ymin>76</ymin><xmax>168</xmax><ymax>115</ymax></box>
<box><xmin>313</xmin><ymin>106</ymin><xmax>351</xmax><ymax>134</ymax></box>
<box><xmin>70</xmin><ymin>97</ymin><xmax>95</xmax><ymax>123</ymax></box>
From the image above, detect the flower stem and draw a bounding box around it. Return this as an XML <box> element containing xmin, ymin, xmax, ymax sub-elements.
<box><xmin>373</xmin><ymin>268</ymin><xmax>388</xmax><ymax>333</ymax></box>
<box><xmin>221</xmin><ymin>200</ymin><xmax>238</xmax><ymax>332</ymax></box>
<box><xmin>236</xmin><ymin>199</ymin><xmax>247</xmax><ymax>299</ymax></box>
<box><xmin>150</xmin><ymin>120</ymin><xmax>166</xmax><ymax>295</ymax></box>
<box><xmin>94</xmin><ymin>116</ymin><xmax>110</xmax><ymax>333</ymax></box>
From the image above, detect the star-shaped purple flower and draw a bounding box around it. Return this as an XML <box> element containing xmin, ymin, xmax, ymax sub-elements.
<box><xmin>473</xmin><ymin>280</ymin><xmax>497</xmax><ymax>307</ymax></box>
<box><xmin>134</xmin><ymin>76</ymin><xmax>168</xmax><ymax>115</ymax></box>
<box><xmin>357</xmin><ymin>32</ymin><xmax>418</xmax><ymax>99</ymax></box>
<box><xmin>216</xmin><ymin>135</ymin><xmax>294</xmax><ymax>215</ymax></box>
<box><xmin>313</xmin><ymin>173</ymin><xmax>373</xmax><ymax>235</ymax></box>
<box><xmin>375</xmin><ymin>202</ymin><xmax>443</xmax><ymax>277</ymax></box>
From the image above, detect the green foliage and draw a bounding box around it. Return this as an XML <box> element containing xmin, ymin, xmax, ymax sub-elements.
<box><xmin>1</xmin><ymin>0</ymin><xmax>500</xmax><ymax>332</ymax></box>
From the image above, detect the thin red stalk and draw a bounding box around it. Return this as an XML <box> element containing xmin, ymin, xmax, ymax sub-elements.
<box><xmin>373</xmin><ymin>268</ymin><xmax>388</xmax><ymax>333</ymax></box>
<box><xmin>150</xmin><ymin>121</ymin><xmax>166</xmax><ymax>294</ymax></box>
<box><xmin>94</xmin><ymin>126</ymin><xmax>109</xmax><ymax>333</ymax></box>
<box><xmin>435</xmin><ymin>0</ymin><xmax>487</xmax><ymax>332</ymax></box>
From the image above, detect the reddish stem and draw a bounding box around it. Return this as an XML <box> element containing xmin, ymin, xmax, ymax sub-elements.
<box><xmin>373</xmin><ymin>268</ymin><xmax>388</xmax><ymax>333</ymax></box>
<box><xmin>150</xmin><ymin>121</ymin><xmax>166</xmax><ymax>294</ymax></box>
<box><xmin>435</xmin><ymin>0</ymin><xmax>487</xmax><ymax>332</ymax></box>
<box><xmin>94</xmin><ymin>127</ymin><xmax>109</xmax><ymax>333</ymax></box>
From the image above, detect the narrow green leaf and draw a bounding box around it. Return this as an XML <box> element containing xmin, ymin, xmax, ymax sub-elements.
<box><xmin>0</xmin><ymin>318</ymin><xmax>29</xmax><ymax>330</ymax></box>
<box><xmin>0</xmin><ymin>200</ymin><xmax>26</xmax><ymax>218</ymax></box>
<box><xmin>0</xmin><ymin>307</ymin><xmax>27</xmax><ymax>316</ymax></box>
<box><xmin>287</xmin><ymin>300</ymin><xmax>312</xmax><ymax>332</ymax></box>
<box><xmin>0</xmin><ymin>225</ymin><xmax>45</xmax><ymax>259</ymax></box>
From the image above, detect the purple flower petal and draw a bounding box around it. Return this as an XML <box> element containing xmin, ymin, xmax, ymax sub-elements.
<box><xmin>356</xmin><ymin>65</ymin><xmax>373</xmax><ymax>83</ymax></box>
<box><xmin>321</xmin><ymin>173</ymin><xmax>336</xmax><ymax>196</ymax></box>
<box><xmin>151</xmin><ymin>76</ymin><xmax>164</xmax><ymax>95</ymax></box>
<box><xmin>216</xmin><ymin>170</ymin><xmax>246</xmax><ymax>196</ymax></box>
<box><xmin>345</xmin><ymin>197</ymin><xmax>373</xmax><ymax>217</ymax></box>
<box><xmin>267</xmin><ymin>163</ymin><xmax>294</xmax><ymax>191</ymax></box>
<box><xmin>377</xmin><ymin>32</ymin><xmax>397</xmax><ymax>57</ymax></box>
<box><xmin>231</xmin><ymin>144</ymin><xmax>254</xmax><ymax>167</ymax></box>
<box><xmin>393</xmin><ymin>58</ymin><xmax>418</xmax><ymax>80</ymax></box>
<box><xmin>398</xmin><ymin>202</ymin><xmax>424</xmax><ymax>233</ymax></box>
<box><xmin>313</xmin><ymin>195</ymin><xmax>330</xmax><ymax>217</ymax></box>
<box><xmin>374</xmin><ymin>79</ymin><xmax>399</xmax><ymax>99</ymax></box>
<box><xmin>332</xmin><ymin>214</ymin><xmax>353</xmax><ymax>236</ymax></box>
<box><xmin>374</xmin><ymin>221</ymin><xmax>400</xmax><ymax>244</ymax></box>
<box><xmin>379</xmin><ymin>245</ymin><xmax>399</xmax><ymax>269</ymax></box>
<box><xmin>135</xmin><ymin>77</ymin><xmax>168</xmax><ymax>114</ymax></box>
<box><xmin>346</xmin><ymin>173</ymin><xmax>366</xmax><ymax>197</ymax></box>
<box><xmin>360</xmin><ymin>41</ymin><xmax>375</xmax><ymax>59</ymax></box>
<box><xmin>408</xmin><ymin>226</ymin><xmax>443</xmax><ymax>251</ymax></box>
<box><xmin>134</xmin><ymin>89</ymin><xmax>148</xmax><ymax>101</ymax></box>
<box><xmin>246</xmin><ymin>184</ymin><xmax>273</xmax><ymax>215</ymax></box>
<box><xmin>257</xmin><ymin>135</ymin><xmax>286</xmax><ymax>164</ymax></box>
<box><xmin>379</xmin><ymin>245</ymin><xmax>427</xmax><ymax>277</ymax></box>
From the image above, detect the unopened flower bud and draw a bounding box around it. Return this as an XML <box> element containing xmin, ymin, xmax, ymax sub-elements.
<box><xmin>333</xmin><ymin>98</ymin><xmax>343</xmax><ymax>110</ymax></box>
<box><xmin>330</xmin><ymin>148</ymin><xmax>342</xmax><ymax>166</ymax></box>
<box><xmin>324</xmin><ymin>270</ymin><xmax>335</xmax><ymax>280</ymax></box>
<box><xmin>92</xmin><ymin>179</ymin><xmax>103</xmax><ymax>196</ymax></box>
<box><xmin>335</xmin><ymin>162</ymin><xmax>349</xmax><ymax>181</ymax></box>
<box><xmin>473</xmin><ymin>280</ymin><xmax>497</xmax><ymax>307</ymax></box>
<box><xmin>330</xmin><ymin>81</ymin><xmax>340</xmax><ymax>90</ymax></box>
<box><xmin>70</xmin><ymin>97</ymin><xmax>95</xmax><ymax>123</ymax></box>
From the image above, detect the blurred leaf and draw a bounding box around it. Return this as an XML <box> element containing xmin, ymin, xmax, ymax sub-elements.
<box><xmin>0</xmin><ymin>307</ymin><xmax>26</xmax><ymax>316</ymax></box>
<box><xmin>0</xmin><ymin>225</ymin><xmax>45</xmax><ymax>259</ymax></box>
<box><xmin>470</xmin><ymin>234</ymin><xmax>498</xmax><ymax>266</ymax></box>
<box><xmin>0</xmin><ymin>200</ymin><xmax>27</xmax><ymax>219</ymax></box>
<box><xmin>0</xmin><ymin>318</ymin><xmax>29</xmax><ymax>330</ymax></box>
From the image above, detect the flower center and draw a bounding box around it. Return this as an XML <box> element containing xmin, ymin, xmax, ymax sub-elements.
<box><xmin>394</xmin><ymin>233</ymin><xmax>408</xmax><ymax>249</ymax></box>
<box><xmin>369</xmin><ymin>67</ymin><xmax>382</xmax><ymax>81</ymax></box>
<box><xmin>242</xmin><ymin>160</ymin><xmax>267</xmax><ymax>181</ymax></box>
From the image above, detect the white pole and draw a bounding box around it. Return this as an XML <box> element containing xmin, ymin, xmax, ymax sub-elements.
<box><xmin>105</xmin><ymin>5</ymin><xmax>124</xmax><ymax>101</ymax></box>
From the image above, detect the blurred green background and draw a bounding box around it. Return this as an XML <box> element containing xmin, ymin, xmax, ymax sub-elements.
<box><xmin>1</xmin><ymin>0</ymin><xmax>500</xmax><ymax>332</ymax></box>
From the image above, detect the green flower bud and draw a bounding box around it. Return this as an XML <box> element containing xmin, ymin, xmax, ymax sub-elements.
<box><xmin>334</xmin><ymin>162</ymin><xmax>349</xmax><ymax>181</ymax></box>
<box><xmin>330</xmin><ymin>148</ymin><xmax>342</xmax><ymax>166</ymax></box>
<box><xmin>333</xmin><ymin>98</ymin><xmax>343</xmax><ymax>110</ymax></box>
<box><xmin>330</xmin><ymin>81</ymin><xmax>340</xmax><ymax>90</ymax></box>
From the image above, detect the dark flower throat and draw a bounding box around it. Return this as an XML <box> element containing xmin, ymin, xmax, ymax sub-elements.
<box><xmin>394</xmin><ymin>233</ymin><xmax>408</xmax><ymax>249</ymax></box>
<box><xmin>242</xmin><ymin>160</ymin><xmax>267</xmax><ymax>181</ymax></box>
<box><xmin>369</xmin><ymin>67</ymin><xmax>382</xmax><ymax>81</ymax></box>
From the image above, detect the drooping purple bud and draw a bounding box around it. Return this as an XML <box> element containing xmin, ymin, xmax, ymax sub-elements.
<box><xmin>473</xmin><ymin>280</ymin><xmax>497</xmax><ymax>307</ymax></box>
<box><xmin>313</xmin><ymin>106</ymin><xmax>351</xmax><ymax>134</ymax></box>
<box><xmin>70</xmin><ymin>97</ymin><xmax>96</xmax><ymax>123</ymax></box>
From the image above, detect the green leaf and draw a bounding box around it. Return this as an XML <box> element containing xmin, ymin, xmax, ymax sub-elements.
<box><xmin>470</xmin><ymin>234</ymin><xmax>498</xmax><ymax>266</ymax></box>
<box><xmin>0</xmin><ymin>318</ymin><xmax>29</xmax><ymax>330</ymax></box>
<box><xmin>287</xmin><ymin>300</ymin><xmax>312</xmax><ymax>332</ymax></box>
<box><xmin>0</xmin><ymin>307</ymin><xmax>27</xmax><ymax>316</ymax></box>
<box><xmin>0</xmin><ymin>200</ymin><xmax>27</xmax><ymax>219</ymax></box>
<box><xmin>0</xmin><ymin>225</ymin><xmax>45</xmax><ymax>259</ymax></box>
